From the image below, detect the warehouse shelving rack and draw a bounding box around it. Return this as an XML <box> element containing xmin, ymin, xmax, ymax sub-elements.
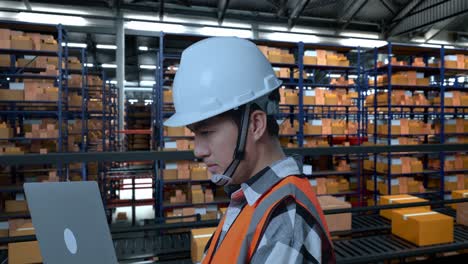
<box><xmin>365</xmin><ymin>42</ymin><xmax>468</xmax><ymax>202</ymax></box>
<box><xmin>0</xmin><ymin>22</ymin><xmax>70</xmax><ymax>193</ymax></box>
<box><xmin>150</xmin><ymin>32</ymin><xmax>369</xmax><ymax>218</ymax></box>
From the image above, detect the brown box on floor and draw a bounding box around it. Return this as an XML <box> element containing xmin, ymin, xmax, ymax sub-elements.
<box><xmin>457</xmin><ymin>202</ymin><xmax>468</xmax><ymax>226</ymax></box>
<box><xmin>191</xmin><ymin>227</ymin><xmax>216</xmax><ymax>263</ymax></box>
<box><xmin>9</xmin><ymin>219</ymin><xmax>35</xmax><ymax>237</ymax></box>
<box><xmin>8</xmin><ymin>241</ymin><xmax>42</xmax><ymax>264</ymax></box>
<box><xmin>317</xmin><ymin>195</ymin><xmax>351</xmax><ymax>232</ymax></box>
<box><xmin>392</xmin><ymin>208</ymin><xmax>453</xmax><ymax>246</ymax></box>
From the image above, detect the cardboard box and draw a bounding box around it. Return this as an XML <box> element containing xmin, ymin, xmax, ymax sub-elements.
<box><xmin>0</xmin><ymin>89</ymin><xmax>24</xmax><ymax>101</ymax></box>
<box><xmin>451</xmin><ymin>189</ymin><xmax>468</xmax><ymax>209</ymax></box>
<box><xmin>317</xmin><ymin>196</ymin><xmax>351</xmax><ymax>232</ymax></box>
<box><xmin>380</xmin><ymin>194</ymin><xmax>429</xmax><ymax>219</ymax></box>
<box><xmin>191</xmin><ymin>227</ymin><xmax>216</xmax><ymax>263</ymax></box>
<box><xmin>191</xmin><ymin>189</ymin><xmax>205</xmax><ymax>204</ymax></box>
<box><xmin>5</xmin><ymin>200</ymin><xmax>28</xmax><ymax>213</ymax></box>
<box><xmin>326</xmin><ymin>182</ymin><xmax>339</xmax><ymax>194</ymax></box>
<box><xmin>12</xmin><ymin>39</ymin><xmax>33</xmax><ymax>50</ymax></box>
<box><xmin>391</xmin><ymin>209</ymin><xmax>453</xmax><ymax>246</ymax></box>
<box><xmin>0</xmin><ymin>127</ymin><xmax>13</xmax><ymax>138</ymax></box>
<box><xmin>8</xmin><ymin>241</ymin><xmax>42</xmax><ymax>264</ymax></box>
<box><xmin>378</xmin><ymin>182</ymin><xmax>399</xmax><ymax>195</ymax></box>
<box><xmin>167</xmin><ymin>126</ymin><xmax>185</xmax><ymax>137</ymax></box>
<box><xmin>303</xmin><ymin>56</ymin><xmax>317</xmax><ymax>65</ymax></box>
<box><xmin>177</xmin><ymin>168</ymin><xmax>190</xmax><ymax>180</ymax></box>
<box><xmin>457</xmin><ymin>202</ymin><xmax>468</xmax><ymax>226</ymax></box>
<box><xmin>191</xmin><ymin>167</ymin><xmax>208</xmax><ymax>180</ymax></box>
<box><xmin>163</xmin><ymin>169</ymin><xmax>177</xmax><ymax>180</ymax></box>
<box><xmin>9</xmin><ymin>219</ymin><xmax>35</xmax><ymax>237</ymax></box>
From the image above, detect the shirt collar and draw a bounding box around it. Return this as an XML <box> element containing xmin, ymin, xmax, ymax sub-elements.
<box><xmin>231</xmin><ymin>156</ymin><xmax>303</xmax><ymax>206</ymax></box>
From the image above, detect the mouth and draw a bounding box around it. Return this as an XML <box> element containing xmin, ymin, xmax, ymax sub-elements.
<box><xmin>206</xmin><ymin>163</ymin><xmax>219</xmax><ymax>173</ymax></box>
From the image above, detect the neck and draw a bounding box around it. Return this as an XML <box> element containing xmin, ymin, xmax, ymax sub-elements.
<box><xmin>248</xmin><ymin>138</ymin><xmax>285</xmax><ymax>179</ymax></box>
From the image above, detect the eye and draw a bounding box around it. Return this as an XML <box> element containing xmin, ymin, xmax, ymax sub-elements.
<box><xmin>199</xmin><ymin>130</ymin><xmax>213</xmax><ymax>136</ymax></box>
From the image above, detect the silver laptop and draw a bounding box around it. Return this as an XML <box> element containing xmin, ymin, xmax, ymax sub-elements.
<box><xmin>24</xmin><ymin>181</ymin><xmax>118</xmax><ymax>264</ymax></box>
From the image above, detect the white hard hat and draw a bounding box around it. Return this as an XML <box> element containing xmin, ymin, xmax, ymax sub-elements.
<box><xmin>164</xmin><ymin>37</ymin><xmax>282</xmax><ymax>127</ymax></box>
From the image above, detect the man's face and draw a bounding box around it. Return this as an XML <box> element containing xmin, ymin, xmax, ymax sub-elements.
<box><xmin>190</xmin><ymin>115</ymin><xmax>245</xmax><ymax>184</ymax></box>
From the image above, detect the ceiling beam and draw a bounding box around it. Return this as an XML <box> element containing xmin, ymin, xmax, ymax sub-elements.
<box><xmin>159</xmin><ymin>0</ymin><xmax>164</xmax><ymax>20</ymax></box>
<box><xmin>379</xmin><ymin>0</ymin><xmax>395</xmax><ymax>15</ymax></box>
<box><xmin>23</xmin><ymin>0</ymin><xmax>31</xmax><ymax>10</ymax></box>
<box><xmin>388</xmin><ymin>0</ymin><xmax>468</xmax><ymax>37</ymax></box>
<box><xmin>288</xmin><ymin>0</ymin><xmax>310</xmax><ymax>29</ymax></box>
<box><xmin>217</xmin><ymin>0</ymin><xmax>230</xmax><ymax>24</ymax></box>
<box><xmin>385</xmin><ymin>0</ymin><xmax>424</xmax><ymax>37</ymax></box>
<box><xmin>337</xmin><ymin>0</ymin><xmax>368</xmax><ymax>33</ymax></box>
<box><xmin>423</xmin><ymin>16</ymin><xmax>459</xmax><ymax>42</ymax></box>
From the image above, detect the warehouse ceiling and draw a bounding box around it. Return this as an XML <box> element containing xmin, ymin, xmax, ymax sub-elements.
<box><xmin>2</xmin><ymin>0</ymin><xmax>468</xmax><ymax>92</ymax></box>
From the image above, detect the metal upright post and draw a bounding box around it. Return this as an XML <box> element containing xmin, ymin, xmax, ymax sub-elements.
<box><xmin>387</xmin><ymin>42</ymin><xmax>393</xmax><ymax>195</ymax></box>
<box><xmin>373</xmin><ymin>47</ymin><xmax>378</xmax><ymax>203</ymax></box>
<box><xmin>439</xmin><ymin>46</ymin><xmax>446</xmax><ymax>199</ymax></box>
<box><xmin>57</xmin><ymin>24</ymin><xmax>64</xmax><ymax>179</ymax></box>
<box><xmin>298</xmin><ymin>42</ymin><xmax>304</xmax><ymax>147</ymax></box>
<box><xmin>116</xmin><ymin>10</ymin><xmax>125</xmax><ymax>148</ymax></box>
<box><xmin>81</xmin><ymin>48</ymin><xmax>88</xmax><ymax>181</ymax></box>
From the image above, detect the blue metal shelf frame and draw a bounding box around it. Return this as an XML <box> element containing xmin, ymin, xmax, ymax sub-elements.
<box><xmin>366</xmin><ymin>42</ymin><xmax>468</xmax><ymax>202</ymax></box>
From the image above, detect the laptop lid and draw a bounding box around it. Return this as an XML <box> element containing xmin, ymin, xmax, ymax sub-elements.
<box><xmin>24</xmin><ymin>181</ymin><xmax>118</xmax><ymax>264</ymax></box>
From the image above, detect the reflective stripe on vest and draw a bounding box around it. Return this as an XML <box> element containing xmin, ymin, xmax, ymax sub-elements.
<box><xmin>202</xmin><ymin>175</ymin><xmax>333</xmax><ymax>264</ymax></box>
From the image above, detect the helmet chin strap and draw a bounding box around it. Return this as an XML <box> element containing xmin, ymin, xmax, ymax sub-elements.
<box><xmin>211</xmin><ymin>103</ymin><xmax>251</xmax><ymax>186</ymax></box>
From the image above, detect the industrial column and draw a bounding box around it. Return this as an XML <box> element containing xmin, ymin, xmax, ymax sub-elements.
<box><xmin>116</xmin><ymin>9</ymin><xmax>125</xmax><ymax>147</ymax></box>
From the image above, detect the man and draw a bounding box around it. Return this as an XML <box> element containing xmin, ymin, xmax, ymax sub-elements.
<box><xmin>164</xmin><ymin>37</ymin><xmax>335</xmax><ymax>263</ymax></box>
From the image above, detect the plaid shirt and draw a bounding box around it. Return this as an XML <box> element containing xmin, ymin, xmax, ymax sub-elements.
<box><xmin>214</xmin><ymin>156</ymin><xmax>335</xmax><ymax>264</ymax></box>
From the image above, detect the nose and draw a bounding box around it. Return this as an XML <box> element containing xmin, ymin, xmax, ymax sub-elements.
<box><xmin>194</xmin><ymin>138</ymin><xmax>210</xmax><ymax>159</ymax></box>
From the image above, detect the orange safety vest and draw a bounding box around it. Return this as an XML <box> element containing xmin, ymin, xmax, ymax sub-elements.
<box><xmin>202</xmin><ymin>175</ymin><xmax>334</xmax><ymax>264</ymax></box>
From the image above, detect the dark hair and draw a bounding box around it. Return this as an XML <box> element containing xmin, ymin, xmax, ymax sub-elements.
<box><xmin>220</xmin><ymin>90</ymin><xmax>280</xmax><ymax>137</ymax></box>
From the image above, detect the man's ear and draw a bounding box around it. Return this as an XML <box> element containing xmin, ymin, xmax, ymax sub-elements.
<box><xmin>249</xmin><ymin>110</ymin><xmax>267</xmax><ymax>141</ymax></box>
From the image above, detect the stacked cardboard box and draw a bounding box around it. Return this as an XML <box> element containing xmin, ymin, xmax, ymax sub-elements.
<box><xmin>0</xmin><ymin>89</ymin><xmax>24</xmax><ymax>101</ymax></box>
<box><xmin>68</xmin><ymin>56</ymin><xmax>82</xmax><ymax>70</ymax></box>
<box><xmin>377</xmin><ymin>119</ymin><xmax>432</xmax><ymax>135</ymax></box>
<box><xmin>365</xmin><ymin>91</ymin><xmax>430</xmax><ymax>107</ymax></box>
<box><xmin>24</xmin><ymin>80</ymin><xmax>58</xmax><ymax>101</ymax></box>
<box><xmin>257</xmin><ymin>45</ymin><xmax>295</xmax><ymax>64</ymax></box>
<box><xmin>169</xmin><ymin>189</ymin><xmax>187</xmax><ymax>204</ymax></box>
<box><xmin>369</xmin><ymin>71</ymin><xmax>429</xmax><ymax>86</ymax></box>
<box><xmin>434</xmin><ymin>118</ymin><xmax>468</xmax><ymax>134</ymax></box>
<box><xmin>412</xmin><ymin>57</ymin><xmax>426</xmax><ymax>67</ymax></box>
<box><xmin>310</xmin><ymin>177</ymin><xmax>350</xmax><ymax>195</ymax></box>
<box><xmin>316</xmin><ymin>50</ymin><xmax>350</xmax><ymax>66</ymax></box>
<box><xmin>304</xmin><ymin>119</ymin><xmax>356</xmax><ymax>136</ymax></box>
<box><xmin>87</xmin><ymin>100</ymin><xmax>103</xmax><ymax>111</ymax></box>
<box><xmin>0</xmin><ymin>28</ymin><xmax>11</xmax><ymax>49</ymax></box>
<box><xmin>163</xmin><ymin>89</ymin><xmax>173</xmax><ymax>103</ymax></box>
<box><xmin>443</xmin><ymin>54</ymin><xmax>466</xmax><ymax>69</ymax></box>
<box><xmin>274</xmin><ymin>68</ymin><xmax>306</xmax><ymax>79</ymax></box>
<box><xmin>373</xmin><ymin>177</ymin><xmax>424</xmax><ymax>195</ymax></box>
<box><xmin>0</xmin><ymin>122</ymin><xmax>13</xmax><ymax>139</ymax></box>
<box><xmin>279</xmin><ymin>120</ymin><xmax>299</xmax><ymax>135</ymax></box>
<box><xmin>317</xmin><ymin>196</ymin><xmax>351</xmax><ymax>232</ymax></box>
<box><xmin>433</xmin><ymin>91</ymin><xmax>467</xmax><ymax>108</ymax></box>
<box><xmin>375</xmin><ymin>156</ymin><xmax>423</xmax><ymax>174</ymax></box>
<box><xmin>380</xmin><ymin>194</ymin><xmax>429</xmax><ymax>219</ymax></box>
<box><xmin>165</xmin><ymin>126</ymin><xmax>193</xmax><ymax>137</ymax></box>
<box><xmin>330</xmin><ymin>76</ymin><xmax>355</xmax><ymax>86</ymax></box>
<box><xmin>24</xmin><ymin>120</ymin><xmax>58</xmax><ymax>139</ymax></box>
<box><xmin>429</xmin><ymin>154</ymin><xmax>467</xmax><ymax>171</ymax></box>
<box><xmin>191</xmin><ymin>185</ymin><xmax>204</xmax><ymax>204</ymax></box>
